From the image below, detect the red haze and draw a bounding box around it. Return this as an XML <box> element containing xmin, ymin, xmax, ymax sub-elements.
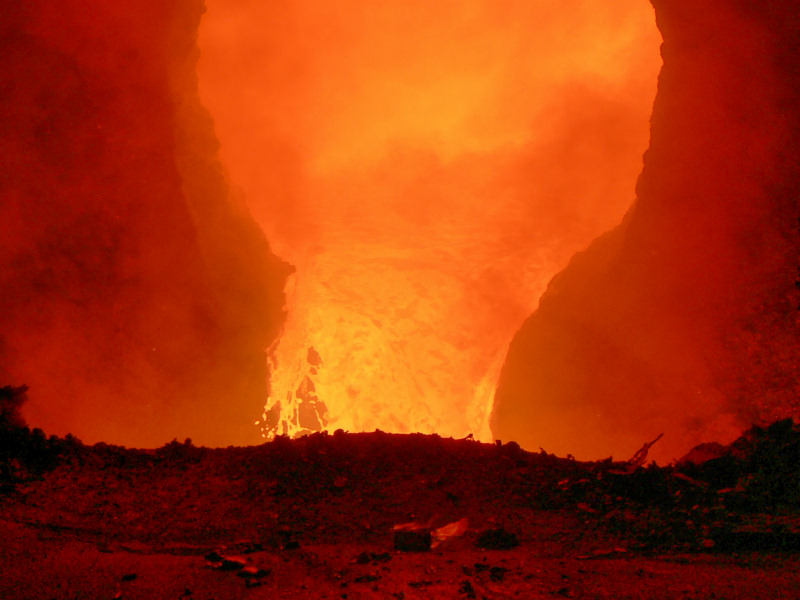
<box><xmin>3</xmin><ymin>1</ymin><xmax>795</xmax><ymax>464</ymax></box>
<box><xmin>493</xmin><ymin>0</ymin><xmax>800</xmax><ymax>463</ymax></box>
<box><xmin>197</xmin><ymin>0</ymin><xmax>661</xmax><ymax>440</ymax></box>
<box><xmin>0</xmin><ymin>1</ymin><xmax>288</xmax><ymax>447</ymax></box>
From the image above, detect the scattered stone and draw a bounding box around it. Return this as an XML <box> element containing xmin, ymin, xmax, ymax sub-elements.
<box><xmin>476</xmin><ymin>528</ymin><xmax>519</xmax><ymax>550</ymax></box>
<box><xmin>278</xmin><ymin>529</ymin><xmax>301</xmax><ymax>550</ymax></box>
<box><xmin>459</xmin><ymin>579</ymin><xmax>477</xmax><ymax>598</ymax></box>
<box><xmin>354</xmin><ymin>551</ymin><xmax>391</xmax><ymax>564</ymax></box>
<box><xmin>237</xmin><ymin>565</ymin><xmax>270</xmax><ymax>579</ymax></box>
<box><xmin>395</xmin><ymin>529</ymin><xmax>431</xmax><ymax>551</ymax></box>
<box><xmin>433</xmin><ymin>518</ymin><xmax>469</xmax><ymax>545</ymax></box>
<box><xmin>672</xmin><ymin>472</ymin><xmax>709</xmax><ymax>487</ymax></box>
<box><xmin>394</xmin><ymin>522</ymin><xmax>432</xmax><ymax>552</ymax></box>
<box><xmin>220</xmin><ymin>555</ymin><xmax>249</xmax><ymax>571</ymax></box>
<box><xmin>711</xmin><ymin>530</ymin><xmax>800</xmax><ymax>553</ymax></box>
<box><xmin>678</xmin><ymin>442</ymin><xmax>729</xmax><ymax>467</ymax></box>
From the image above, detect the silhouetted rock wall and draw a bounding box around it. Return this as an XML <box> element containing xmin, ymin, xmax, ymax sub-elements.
<box><xmin>492</xmin><ymin>0</ymin><xmax>800</xmax><ymax>462</ymax></box>
<box><xmin>0</xmin><ymin>1</ymin><xmax>290</xmax><ymax>446</ymax></box>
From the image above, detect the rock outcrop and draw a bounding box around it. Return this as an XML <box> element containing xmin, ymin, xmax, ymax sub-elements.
<box><xmin>0</xmin><ymin>1</ymin><xmax>290</xmax><ymax>446</ymax></box>
<box><xmin>492</xmin><ymin>0</ymin><xmax>800</xmax><ymax>462</ymax></box>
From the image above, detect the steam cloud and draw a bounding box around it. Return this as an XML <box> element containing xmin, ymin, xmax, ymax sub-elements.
<box><xmin>197</xmin><ymin>1</ymin><xmax>661</xmax><ymax>439</ymax></box>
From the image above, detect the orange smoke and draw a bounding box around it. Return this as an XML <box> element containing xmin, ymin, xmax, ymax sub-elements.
<box><xmin>197</xmin><ymin>1</ymin><xmax>661</xmax><ymax>440</ymax></box>
<box><xmin>0</xmin><ymin>0</ymin><xmax>289</xmax><ymax>448</ymax></box>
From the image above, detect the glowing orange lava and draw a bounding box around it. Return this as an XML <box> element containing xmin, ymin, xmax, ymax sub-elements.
<box><xmin>197</xmin><ymin>1</ymin><xmax>661</xmax><ymax>441</ymax></box>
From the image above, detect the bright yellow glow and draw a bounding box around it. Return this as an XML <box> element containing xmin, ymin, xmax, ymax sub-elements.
<box><xmin>197</xmin><ymin>1</ymin><xmax>661</xmax><ymax>440</ymax></box>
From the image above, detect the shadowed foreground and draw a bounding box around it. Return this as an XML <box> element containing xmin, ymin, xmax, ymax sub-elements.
<box><xmin>2</xmin><ymin>418</ymin><xmax>800</xmax><ymax>599</ymax></box>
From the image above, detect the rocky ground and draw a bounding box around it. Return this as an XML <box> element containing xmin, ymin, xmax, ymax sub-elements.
<box><xmin>1</xmin><ymin>408</ymin><xmax>800</xmax><ymax>599</ymax></box>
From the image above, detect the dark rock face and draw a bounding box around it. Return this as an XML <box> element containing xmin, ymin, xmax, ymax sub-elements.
<box><xmin>0</xmin><ymin>1</ymin><xmax>290</xmax><ymax>446</ymax></box>
<box><xmin>492</xmin><ymin>0</ymin><xmax>800</xmax><ymax>462</ymax></box>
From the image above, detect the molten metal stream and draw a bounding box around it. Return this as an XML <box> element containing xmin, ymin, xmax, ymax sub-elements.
<box><xmin>197</xmin><ymin>1</ymin><xmax>661</xmax><ymax>441</ymax></box>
